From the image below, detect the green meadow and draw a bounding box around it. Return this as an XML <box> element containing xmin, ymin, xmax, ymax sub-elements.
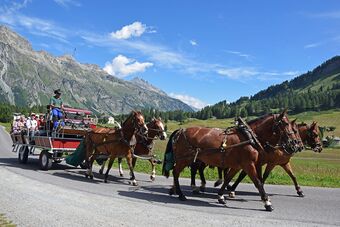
<box><xmin>1</xmin><ymin>109</ymin><xmax>339</xmax><ymax>188</ymax></box>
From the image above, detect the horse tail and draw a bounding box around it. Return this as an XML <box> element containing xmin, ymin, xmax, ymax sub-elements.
<box><xmin>162</xmin><ymin>129</ymin><xmax>180</xmax><ymax>178</ymax></box>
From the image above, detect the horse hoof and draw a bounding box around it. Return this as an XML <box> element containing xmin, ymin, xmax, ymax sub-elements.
<box><xmin>297</xmin><ymin>191</ymin><xmax>305</xmax><ymax>197</ymax></box>
<box><xmin>192</xmin><ymin>189</ymin><xmax>200</xmax><ymax>195</ymax></box>
<box><xmin>228</xmin><ymin>191</ymin><xmax>235</xmax><ymax>198</ymax></box>
<box><xmin>199</xmin><ymin>186</ymin><xmax>206</xmax><ymax>192</ymax></box>
<box><xmin>85</xmin><ymin>174</ymin><xmax>89</xmax><ymax>179</ymax></box>
<box><xmin>89</xmin><ymin>175</ymin><xmax>93</xmax><ymax>180</ymax></box>
<box><xmin>169</xmin><ymin>188</ymin><xmax>175</xmax><ymax>195</ymax></box>
<box><xmin>214</xmin><ymin>179</ymin><xmax>223</xmax><ymax>187</ymax></box>
<box><xmin>218</xmin><ymin>198</ymin><xmax>226</xmax><ymax>205</ymax></box>
<box><xmin>150</xmin><ymin>176</ymin><xmax>155</xmax><ymax>181</ymax></box>
<box><xmin>179</xmin><ymin>195</ymin><xmax>187</xmax><ymax>201</ymax></box>
<box><xmin>120</xmin><ymin>174</ymin><xmax>124</xmax><ymax>177</ymax></box>
<box><xmin>104</xmin><ymin>179</ymin><xmax>108</xmax><ymax>183</ymax></box>
<box><xmin>132</xmin><ymin>180</ymin><xmax>138</xmax><ymax>186</ymax></box>
<box><xmin>265</xmin><ymin>205</ymin><xmax>274</xmax><ymax>212</ymax></box>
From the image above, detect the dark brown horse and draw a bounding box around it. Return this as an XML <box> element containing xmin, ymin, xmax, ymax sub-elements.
<box><xmin>84</xmin><ymin>111</ymin><xmax>147</xmax><ymax>185</ymax></box>
<box><xmin>99</xmin><ymin>117</ymin><xmax>167</xmax><ymax>181</ymax></box>
<box><xmin>163</xmin><ymin>110</ymin><xmax>302</xmax><ymax>211</ymax></box>
<box><xmin>225</xmin><ymin>121</ymin><xmax>322</xmax><ymax>197</ymax></box>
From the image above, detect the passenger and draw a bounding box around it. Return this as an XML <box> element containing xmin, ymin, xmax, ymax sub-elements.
<box><xmin>18</xmin><ymin>116</ymin><xmax>25</xmax><ymax>131</ymax></box>
<box><xmin>50</xmin><ymin>89</ymin><xmax>65</xmax><ymax>131</ymax></box>
<box><xmin>12</xmin><ymin>117</ymin><xmax>21</xmax><ymax>134</ymax></box>
<box><xmin>30</xmin><ymin>113</ymin><xmax>38</xmax><ymax>137</ymax></box>
<box><xmin>37</xmin><ymin>115</ymin><xmax>45</xmax><ymax>130</ymax></box>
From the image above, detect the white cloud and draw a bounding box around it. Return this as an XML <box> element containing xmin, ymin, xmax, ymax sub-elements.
<box><xmin>308</xmin><ymin>10</ymin><xmax>340</xmax><ymax>19</ymax></box>
<box><xmin>0</xmin><ymin>1</ymin><xmax>69</xmax><ymax>43</ymax></box>
<box><xmin>217</xmin><ymin>68</ymin><xmax>300</xmax><ymax>81</ymax></box>
<box><xmin>226</xmin><ymin>50</ymin><xmax>251</xmax><ymax>59</ymax></box>
<box><xmin>103</xmin><ymin>55</ymin><xmax>153</xmax><ymax>78</ymax></box>
<box><xmin>54</xmin><ymin>0</ymin><xmax>81</xmax><ymax>8</ymax></box>
<box><xmin>169</xmin><ymin>93</ymin><xmax>208</xmax><ymax>110</ymax></box>
<box><xmin>190</xmin><ymin>40</ymin><xmax>197</xmax><ymax>46</ymax></box>
<box><xmin>217</xmin><ymin>68</ymin><xmax>258</xmax><ymax>79</ymax></box>
<box><xmin>110</xmin><ymin>22</ymin><xmax>148</xmax><ymax>40</ymax></box>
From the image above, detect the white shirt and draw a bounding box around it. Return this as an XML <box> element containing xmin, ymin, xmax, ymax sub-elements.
<box><xmin>31</xmin><ymin>119</ymin><xmax>38</xmax><ymax>130</ymax></box>
<box><xmin>26</xmin><ymin>118</ymin><xmax>32</xmax><ymax>129</ymax></box>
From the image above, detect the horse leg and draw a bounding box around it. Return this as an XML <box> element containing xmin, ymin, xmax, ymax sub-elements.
<box><xmin>127</xmin><ymin>155</ymin><xmax>138</xmax><ymax>186</ymax></box>
<box><xmin>170</xmin><ymin>161</ymin><xmax>188</xmax><ymax>201</ymax></box>
<box><xmin>217</xmin><ymin>168</ymin><xmax>240</xmax><ymax>205</ymax></box>
<box><xmin>198</xmin><ymin>162</ymin><xmax>207</xmax><ymax>192</ymax></box>
<box><xmin>99</xmin><ymin>160</ymin><xmax>106</xmax><ymax>175</ymax></box>
<box><xmin>85</xmin><ymin>155</ymin><xmax>95</xmax><ymax>179</ymax></box>
<box><xmin>262</xmin><ymin>164</ymin><xmax>276</xmax><ymax>183</ymax></box>
<box><xmin>243</xmin><ymin>163</ymin><xmax>273</xmax><ymax>211</ymax></box>
<box><xmin>190</xmin><ymin>162</ymin><xmax>200</xmax><ymax>194</ymax></box>
<box><xmin>226</xmin><ymin>170</ymin><xmax>245</xmax><ymax>198</ymax></box>
<box><xmin>117</xmin><ymin>157</ymin><xmax>124</xmax><ymax>177</ymax></box>
<box><xmin>214</xmin><ymin>167</ymin><xmax>227</xmax><ymax>187</ymax></box>
<box><xmin>149</xmin><ymin>159</ymin><xmax>156</xmax><ymax>181</ymax></box>
<box><xmin>104</xmin><ymin>157</ymin><xmax>115</xmax><ymax>183</ymax></box>
<box><xmin>281</xmin><ymin>162</ymin><xmax>304</xmax><ymax>197</ymax></box>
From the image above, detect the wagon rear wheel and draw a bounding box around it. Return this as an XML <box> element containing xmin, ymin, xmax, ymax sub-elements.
<box><xmin>39</xmin><ymin>150</ymin><xmax>52</xmax><ymax>171</ymax></box>
<box><xmin>18</xmin><ymin>146</ymin><xmax>29</xmax><ymax>164</ymax></box>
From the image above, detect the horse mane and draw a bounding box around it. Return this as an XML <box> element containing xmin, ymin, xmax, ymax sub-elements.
<box><xmin>122</xmin><ymin>111</ymin><xmax>135</xmax><ymax>127</ymax></box>
<box><xmin>247</xmin><ymin>113</ymin><xmax>274</xmax><ymax>125</ymax></box>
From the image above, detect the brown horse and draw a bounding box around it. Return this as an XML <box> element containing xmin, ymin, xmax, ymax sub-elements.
<box><xmin>163</xmin><ymin>110</ymin><xmax>302</xmax><ymax>211</ymax></box>
<box><xmin>226</xmin><ymin>121</ymin><xmax>322</xmax><ymax>197</ymax></box>
<box><xmin>84</xmin><ymin>111</ymin><xmax>147</xmax><ymax>185</ymax></box>
<box><xmin>99</xmin><ymin>117</ymin><xmax>167</xmax><ymax>181</ymax></box>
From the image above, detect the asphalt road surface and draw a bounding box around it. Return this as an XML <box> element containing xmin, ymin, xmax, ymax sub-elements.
<box><xmin>0</xmin><ymin>127</ymin><xmax>339</xmax><ymax>227</ymax></box>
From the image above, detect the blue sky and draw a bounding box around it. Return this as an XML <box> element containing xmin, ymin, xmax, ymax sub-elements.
<box><xmin>0</xmin><ymin>0</ymin><xmax>339</xmax><ymax>109</ymax></box>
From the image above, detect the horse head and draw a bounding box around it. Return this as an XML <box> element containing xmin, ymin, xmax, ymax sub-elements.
<box><xmin>307</xmin><ymin>121</ymin><xmax>323</xmax><ymax>153</ymax></box>
<box><xmin>249</xmin><ymin>109</ymin><xmax>303</xmax><ymax>154</ymax></box>
<box><xmin>148</xmin><ymin>117</ymin><xmax>167</xmax><ymax>140</ymax></box>
<box><xmin>273</xmin><ymin>109</ymin><xmax>304</xmax><ymax>154</ymax></box>
<box><xmin>123</xmin><ymin>111</ymin><xmax>148</xmax><ymax>136</ymax></box>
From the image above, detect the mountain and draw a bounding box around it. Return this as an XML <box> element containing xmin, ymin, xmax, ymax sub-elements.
<box><xmin>0</xmin><ymin>25</ymin><xmax>194</xmax><ymax>114</ymax></box>
<box><xmin>194</xmin><ymin>56</ymin><xmax>340</xmax><ymax>119</ymax></box>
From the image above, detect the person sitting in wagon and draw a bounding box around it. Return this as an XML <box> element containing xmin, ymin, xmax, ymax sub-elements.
<box><xmin>50</xmin><ymin>89</ymin><xmax>65</xmax><ymax>131</ymax></box>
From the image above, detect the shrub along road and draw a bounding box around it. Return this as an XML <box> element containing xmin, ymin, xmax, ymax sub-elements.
<box><xmin>0</xmin><ymin>127</ymin><xmax>339</xmax><ymax>226</ymax></box>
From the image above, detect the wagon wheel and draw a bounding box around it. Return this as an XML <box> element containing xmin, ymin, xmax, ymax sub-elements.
<box><xmin>18</xmin><ymin>146</ymin><xmax>29</xmax><ymax>164</ymax></box>
<box><xmin>39</xmin><ymin>150</ymin><xmax>53</xmax><ymax>171</ymax></box>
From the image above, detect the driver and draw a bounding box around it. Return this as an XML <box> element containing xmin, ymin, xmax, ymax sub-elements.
<box><xmin>50</xmin><ymin>89</ymin><xmax>65</xmax><ymax>130</ymax></box>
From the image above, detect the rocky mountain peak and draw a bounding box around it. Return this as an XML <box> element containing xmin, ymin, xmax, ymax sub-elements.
<box><xmin>0</xmin><ymin>25</ymin><xmax>32</xmax><ymax>51</ymax></box>
<box><xmin>130</xmin><ymin>77</ymin><xmax>167</xmax><ymax>96</ymax></box>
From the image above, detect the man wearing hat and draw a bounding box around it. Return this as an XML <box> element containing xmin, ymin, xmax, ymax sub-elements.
<box><xmin>50</xmin><ymin>89</ymin><xmax>64</xmax><ymax>131</ymax></box>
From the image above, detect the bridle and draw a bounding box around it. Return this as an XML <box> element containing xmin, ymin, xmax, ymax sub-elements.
<box><xmin>264</xmin><ymin>114</ymin><xmax>302</xmax><ymax>154</ymax></box>
<box><xmin>305</xmin><ymin>125</ymin><xmax>322</xmax><ymax>152</ymax></box>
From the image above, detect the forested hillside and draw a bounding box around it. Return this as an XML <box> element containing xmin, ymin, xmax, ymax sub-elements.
<box><xmin>193</xmin><ymin>56</ymin><xmax>340</xmax><ymax>119</ymax></box>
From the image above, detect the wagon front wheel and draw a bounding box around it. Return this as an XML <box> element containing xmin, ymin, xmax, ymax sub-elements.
<box><xmin>39</xmin><ymin>150</ymin><xmax>52</xmax><ymax>171</ymax></box>
<box><xmin>18</xmin><ymin>146</ymin><xmax>29</xmax><ymax>164</ymax></box>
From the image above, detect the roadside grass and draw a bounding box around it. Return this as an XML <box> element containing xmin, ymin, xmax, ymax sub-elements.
<box><xmin>0</xmin><ymin>214</ymin><xmax>16</xmax><ymax>227</ymax></box>
<box><xmin>0</xmin><ymin>122</ymin><xmax>11</xmax><ymax>133</ymax></box>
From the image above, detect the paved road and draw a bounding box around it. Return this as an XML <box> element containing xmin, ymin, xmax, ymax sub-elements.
<box><xmin>0</xmin><ymin>127</ymin><xmax>339</xmax><ymax>227</ymax></box>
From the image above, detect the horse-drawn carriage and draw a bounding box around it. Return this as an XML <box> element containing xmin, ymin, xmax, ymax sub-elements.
<box><xmin>10</xmin><ymin>107</ymin><xmax>97</xmax><ymax>170</ymax></box>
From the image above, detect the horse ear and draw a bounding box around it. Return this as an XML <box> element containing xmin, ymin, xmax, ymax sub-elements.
<box><xmin>291</xmin><ymin>118</ymin><xmax>297</xmax><ymax>125</ymax></box>
<box><xmin>311</xmin><ymin>121</ymin><xmax>317</xmax><ymax>128</ymax></box>
<box><xmin>279</xmin><ymin>108</ymin><xmax>288</xmax><ymax>119</ymax></box>
<box><xmin>158</xmin><ymin>117</ymin><xmax>162</xmax><ymax>121</ymax></box>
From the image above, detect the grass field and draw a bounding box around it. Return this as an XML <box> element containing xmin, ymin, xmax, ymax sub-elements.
<box><xmin>1</xmin><ymin>109</ymin><xmax>339</xmax><ymax>188</ymax></box>
<box><xmin>0</xmin><ymin>214</ymin><xmax>16</xmax><ymax>227</ymax></box>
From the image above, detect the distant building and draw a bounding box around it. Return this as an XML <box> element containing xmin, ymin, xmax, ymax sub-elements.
<box><xmin>107</xmin><ymin>116</ymin><xmax>115</xmax><ymax>124</ymax></box>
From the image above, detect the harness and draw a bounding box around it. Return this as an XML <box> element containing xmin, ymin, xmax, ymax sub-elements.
<box><xmin>174</xmin><ymin>120</ymin><xmax>258</xmax><ymax>166</ymax></box>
